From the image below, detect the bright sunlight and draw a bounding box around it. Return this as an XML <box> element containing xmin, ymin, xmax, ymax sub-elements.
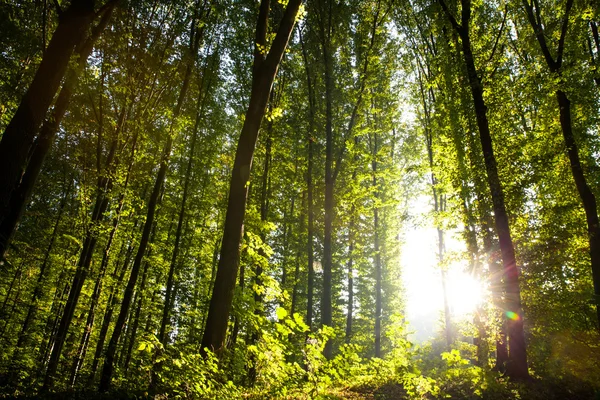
<box><xmin>401</xmin><ymin>195</ymin><xmax>486</xmax><ymax>341</ymax></box>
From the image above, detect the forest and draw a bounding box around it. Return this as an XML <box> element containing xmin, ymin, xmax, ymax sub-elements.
<box><xmin>0</xmin><ymin>0</ymin><xmax>599</xmax><ymax>398</ymax></box>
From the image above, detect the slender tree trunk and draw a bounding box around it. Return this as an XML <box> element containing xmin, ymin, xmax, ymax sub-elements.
<box><xmin>69</xmin><ymin>141</ymin><xmax>134</xmax><ymax>386</ymax></box>
<box><xmin>523</xmin><ymin>0</ymin><xmax>600</xmax><ymax>327</ymax></box>
<box><xmin>0</xmin><ymin>261</ymin><xmax>24</xmax><ymax>340</ymax></box>
<box><xmin>89</xmin><ymin>229</ymin><xmax>134</xmax><ymax>381</ymax></box>
<box><xmin>345</xmin><ymin>218</ymin><xmax>354</xmax><ymax>344</ymax></box>
<box><xmin>291</xmin><ymin>191</ymin><xmax>306</xmax><ymax>318</ymax></box>
<box><xmin>438</xmin><ymin>0</ymin><xmax>528</xmax><ymax>378</ymax></box>
<box><xmin>321</xmin><ymin>15</ymin><xmax>335</xmax><ymax>360</ymax></box>
<box><xmin>200</xmin><ymin>0</ymin><xmax>302</xmax><ymax>355</ymax></box>
<box><xmin>123</xmin><ymin>255</ymin><xmax>151</xmax><ymax>372</ymax></box>
<box><xmin>300</xmin><ymin>31</ymin><xmax>316</xmax><ymax>330</ymax></box>
<box><xmin>0</xmin><ymin>0</ymin><xmax>95</xmax><ymax>253</ymax></box>
<box><xmin>372</xmin><ymin>133</ymin><xmax>383</xmax><ymax>358</ymax></box>
<box><xmin>158</xmin><ymin>7</ymin><xmax>209</xmax><ymax>347</ymax></box>
<box><xmin>16</xmin><ymin>179</ymin><xmax>71</xmax><ymax>349</ymax></box>
<box><xmin>43</xmin><ymin>107</ymin><xmax>125</xmax><ymax>390</ymax></box>
<box><xmin>99</xmin><ymin>13</ymin><xmax>201</xmax><ymax>388</ymax></box>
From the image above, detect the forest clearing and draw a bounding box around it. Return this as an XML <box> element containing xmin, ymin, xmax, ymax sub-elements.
<box><xmin>0</xmin><ymin>0</ymin><xmax>599</xmax><ymax>398</ymax></box>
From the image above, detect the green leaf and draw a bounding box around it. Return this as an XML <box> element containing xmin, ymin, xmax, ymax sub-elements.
<box><xmin>276</xmin><ymin>306</ymin><xmax>288</xmax><ymax>320</ymax></box>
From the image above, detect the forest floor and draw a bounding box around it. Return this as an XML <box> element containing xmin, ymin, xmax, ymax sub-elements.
<box><xmin>331</xmin><ymin>383</ymin><xmax>409</xmax><ymax>399</ymax></box>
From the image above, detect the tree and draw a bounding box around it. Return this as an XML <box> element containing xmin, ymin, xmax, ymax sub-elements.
<box><xmin>200</xmin><ymin>0</ymin><xmax>302</xmax><ymax>355</ymax></box>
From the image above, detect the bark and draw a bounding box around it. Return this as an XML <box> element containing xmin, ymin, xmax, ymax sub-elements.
<box><xmin>556</xmin><ymin>91</ymin><xmax>600</xmax><ymax>327</ymax></box>
<box><xmin>321</xmin><ymin>11</ymin><xmax>335</xmax><ymax>360</ymax></box>
<box><xmin>300</xmin><ymin>30</ymin><xmax>316</xmax><ymax>330</ymax></box>
<box><xmin>200</xmin><ymin>0</ymin><xmax>302</xmax><ymax>355</ymax></box>
<box><xmin>124</xmin><ymin>247</ymin><xmax>155</xmax><ymax>372</ymax></box>
<box><xmin>317</xmin><ymin>1</ymin><xmax>381</xmax><ymax>358</ymax></box>
<box><xmin>372</xmin><ymin>134</ymin><xmax>383</xmax><ymax>358</ymax></box>
<box><xmin>0</xmin><ymin>0</ymin><xmax>96</xmax><ymax>254</ymax></box>
<box><xmin>345</xmin><ymin>218</ymin><xmax>354</xmax><ymax>344</ymax></box>
<box><xmin>438</xmin><ymin>0</ymin><xmax>529</xmax><ymax>379</ymax></box>
<box><xmin>89</xmin><ymin>229</ymin><xmax>134</xmax><ymax>381</ymax></box>
<box><xmin>0</xmin><ymin>2</ymin><xmax>116</xmax><ymax>258</ymax></box>
<box><xmin>523</xmin><ymin>0</ymin><xmax>600</xmax><ymax>328</ymax></box>
<box><xmin>290</xmin><ymin>191</ymin><xmax>306</xmax><ymax>318</ymax></box>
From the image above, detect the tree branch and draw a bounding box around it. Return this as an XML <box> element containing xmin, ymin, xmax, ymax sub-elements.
<box><xmin>522</xmin><ymin>0</ymin><xmax>556</xmax><ymax>70</ymax></box>
<box><xmin>264</xmin><ymin>0</ymin><xmax>303</xmax><ymax>73</ymax></box>
<box><xmin>437</xmin><ymin>0</ymin><xmax>461</xmax><ymax>32</ymax></box>
<box><xmin>485</xmin><ymin>4</ymin><xmax>507</xmax><ymax>65</ymax></box>
<box><xmin>460</xmin><ymin>0</ymin><xmax>471</xmax><ymax>30</ymax></box>
<box><xmin>556</xmin><ymin>0</ymin><xmax>574</xmax><ymax>68</ymax></box>
<box><xmin>254</xmin><ymin>0</ymin><xmax>270</xmax><ymax>72</ymax></box>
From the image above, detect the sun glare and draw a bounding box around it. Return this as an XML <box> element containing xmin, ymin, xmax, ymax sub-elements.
<box><xmin>446</xmin><ymin>270</ymin><xmax>484</xmax><ymax>316</ymax></box>
<box><xmin>402</xmin><ymin>197</ymin><xmax>487</xmax><ymax>340</ymax></box>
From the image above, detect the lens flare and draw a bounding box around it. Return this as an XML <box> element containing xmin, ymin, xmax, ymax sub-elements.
<box><xmin>505</xmin><ymin>311</ymin><xmax>520</xmax><ymax>320</ymax></box>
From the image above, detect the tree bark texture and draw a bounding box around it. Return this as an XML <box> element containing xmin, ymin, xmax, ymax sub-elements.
<box><xmin>200</xmin><ymin>0</ymin><xmax>302</xmax><ymax>355</ymax></box>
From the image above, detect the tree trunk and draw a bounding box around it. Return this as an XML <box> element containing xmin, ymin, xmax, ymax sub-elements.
<box><xmin>15</xmin><ymin>179</ymin><xmax>71</xmax><ymax>350</ymax></box>
<box><xmin>69</xmin><ymin>137</ymin><xmax>134</xmax><ymax>386</ymax></box>
<box><xmin>0</xmin><ymin>0</ymin><xmax>95</xmax><ymax>252</ymax></box>
<box><xmin>372</xmin><ymin>134</ymin><xmax>383</xmax><ymax>358</ymax></box>
<box><xmin>460</xmin><ymin>25</ymin><xmax>528</xmax><ymax>380</ymax></box>
<box><xmin>556</xmin><ymin>91</ymin><xmax>600</xmax><ymax>327</ymax></box>
<box><xmin>523</xmin><ymin>0</ymin><xmax>600</xmax><ymax>327</ymax></box>
<box><xmin>157</xmin><ymin>7</ymin><xmax>209</xmax><ymax>347</ymax></box>
<box><xmin>300</xmin><ymin>31</ymin><xmax>316</xmax><ymax>330</ymax></box>
<box><xmin>99</xmin><ymin>12</ymin><xmax>201</xmax><ymax>387</ymax></box>
<box><xmin>291</xmin><ymin>191</ymin><xmax>306</xmax><ymax>318</ymax></box>
<box><xmin>345</xmin><ymin>218</ymin><xmax>354</xmax><ymax>344</ymax></box>
<box><xmin>0</xmin><ymin>2</ymin><xmax>116</xmax><ymax>258</ymax></box>
<box><xmin>200</xmin><ymin>0</ymin><xmax>302</xmax><ymax>355</ymax></box>
<box><xmin>89</xmin><ymin>229</ymin><xmax>134</xmax><ymax>381</ymax></box>
<box><xmin>43</xmin><ymin>108</ymin><xmax>125</xmax><ymax>390</ymax></box>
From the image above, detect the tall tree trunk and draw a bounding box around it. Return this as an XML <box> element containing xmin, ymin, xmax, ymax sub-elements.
<box><xmin>0</xmin><ymin>2</ymin><xmax>116</xmax><ymax>258</ymax></box>
<box><xmin>157</xmin><ymin>6</ymin><xmax>209</xmax><ymax>347</ymax></box>
<box><xmin>0</xmin><ymin>0</ymin><xmax>96</xmax><ymax>254</ymax></box>
<box><xmin>15</xmin><ymin>178</ymin><xmax>71</xmax><ymax>350</ymax></box>
<box><xmin>200</xmin><ymin>0</ymin><xmax>302</xmax><ymax>355</ymax></box>
<box><xmin>43</xmin><ymin>107</ymin><xmax>126</xmax><ymax>390</ymax></box>
<box><xmin>291</xmin><ymin>191</ymin><xmax>306</xmax><ymax>317</ymax></box>
<box><xmin>372</xmin><ymin>133</ymin><xmax>383</xmax><ymax>358</ymax></box>
<box><xmin>98</xmin><ymin>10</ymin><xmax>202</xmax><ymax>387</ymax></box>
<box><xmin>345</xmin><ymin>217</ymin><xmax>354</xmax><ymax>344</ymax></box>
<box><xmin>556</xmin><ymin>91</ymin><xmax>600</xmax><ymax>326</ymax></box>
<box><xmin>69</xmin><ymin>134</ymin><xmax>135</xmax><ymax>386</ymax></box>
<box><xmin>438</xmin><ymin>0</ymin><xmax>529</xmax><ymax>379</ymax></box>
<box><xmin>321</xmin><ymin>25</ymin><xmax>335</xmax><ymax>360</ymax></box>
<box><xmin>300</xmin><ymin>31</ymin><xmax>316</xmax><ymax>330</ymax></box>
<box><xmin>523</xmin><ymin>0</ymin><xmax>600</xmax><ymax>327</ymax></box>
<box><xmin>89</xmin><ymin>228</ymin><xmax>134</xmax><ymax>381</ymax></box>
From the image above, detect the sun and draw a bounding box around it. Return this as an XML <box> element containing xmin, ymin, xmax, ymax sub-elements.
<box><xmin>401</xmin><ymin>207</ymin><xmax>487</xmax><ymax>339</ymax></box>
<box><xmin>446</xmin><ymin>269</ymin><xmax>484</xmax><ymax>317</ymax></box>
